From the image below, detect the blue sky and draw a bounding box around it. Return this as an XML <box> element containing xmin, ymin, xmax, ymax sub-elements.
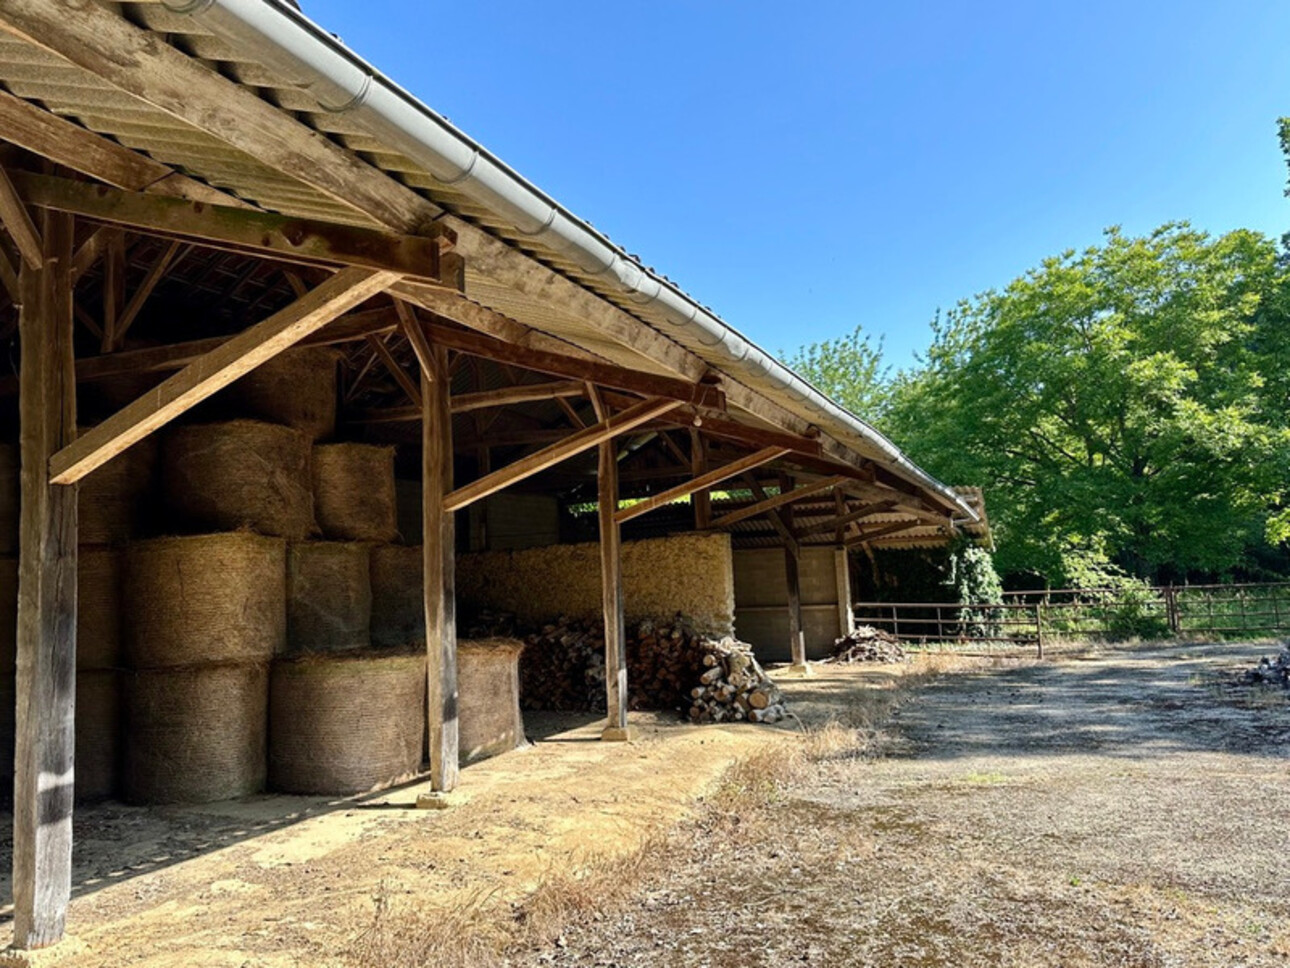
<box><xmin>304</xmin><ymin>1</ymin><xmax>1290</xmax><ymax>370</ymax></box>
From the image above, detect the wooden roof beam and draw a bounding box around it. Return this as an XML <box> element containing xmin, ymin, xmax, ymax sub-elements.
<box><xmin>708</xmin><ymin>475</ymin><xmax>849</xmax><ymax>530</ymax></box>
<box><xmin>444</xmin><ymin>397</ymin><xmax>679</xmax><ymax>512</ymax></box>
<box><xmin>793</xmin><ymin>499</ymin><xmax>902</xmax><ymax>538</ymax></box>
<box><xmin>0</xmin><ymin>163</ymin><xmax>42</xmax><ymax>269</ymax></box>
<box><xmin>13</xmin><ymin>171</ymin><xmax>451</xmax><ymax>283</ymax></box>
<box><xmin>50</xmin><ymin>266</ymin><xmax>399</xmax><ymax>484</ymax></box>
<box><xmin>615</xmin><ymin>446</ymin><xmax>790</xmax><ymax>525</ymax></box>
<box><xmin>844</xmin><ymin>519</ymin><xmax>926</xmax><ymax>548</ymax></box>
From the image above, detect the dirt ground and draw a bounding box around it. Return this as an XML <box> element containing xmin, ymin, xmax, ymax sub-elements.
<box><xmin>531</xmin><ymin>640</ymin><xmax>1290</xmax><ymax>968</ymax></box>
<box><xmin>2</xmin><ymin>640</ymin><xmax>1287</xmax><ymax>967</ymax></box>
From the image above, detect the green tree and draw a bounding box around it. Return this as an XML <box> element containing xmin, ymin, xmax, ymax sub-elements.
<box><xmin>884</xmin><ymin>223</ymin><xmax>1290</xmax><ymax>583</ymax></box>
<box><xmin>785</xmin><ymin>325</ymin><xmax>892</xmax><ymax>423</ymax></box>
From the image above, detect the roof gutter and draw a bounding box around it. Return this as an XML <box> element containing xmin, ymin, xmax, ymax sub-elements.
<box><xmin>160</xmin><ymin>0</ymin><xmax>975</xmax><ymax>521</ymax></box>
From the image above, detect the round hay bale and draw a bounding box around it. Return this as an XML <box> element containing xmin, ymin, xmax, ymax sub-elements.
<box><xmin>458</xmin><ymin>638</ymin><xmax>526</xmax><ymax>764</ymax></box>
<box><xmin>78</xmin><ymin>547</ymin><xmax>121</xmax><ymax>670</ymax></box>
<box><xmin>80</xmin><ymin>433</ymin><xmax>158</xmax><ymax>545</ymax></box>
<box><xmin>124</xmin><ymin>663</ymin><xmax>268</xmax><ymax>804</ymax></box>
<box><xmin>370</xmin><ymin>544</ymin><xmax>424</xmax><ymax>647</ymax></box>
<box><xmin>214</xmin><ymin>347</ymin><xmax>340</xmax><ymax>442</ymax></box>
<box><xmin>161</xmin><ymin>420</ymin><xmax>315</xmax><ymax>540</ymax></box>
<box><xmin>287</xmin><ymin>541</ymin><xmax>371</xmax><ymax>653</ymax></box>
<box><xmin>312</xmin><ymin>443</ymin><xmax>398</xmax><ymax>542</ymax></box>
<box><xmin>269</xmin><ymin>650</ymin><xmax>425</xmax><ymax>795</ymax></box>
<box><xmin>125</xmin><ymin>534</ymin><xmax>286</xmax><ymax>668</ymax></box>
<box><xmin>0</xmin><ymin>443</ymin><xmax>17</xmax><ymax>555</ymax></box>
<box><xmin>76</xmin><ymin>670</ymin><xmax>121</xmax><ymax>802</ymax></box>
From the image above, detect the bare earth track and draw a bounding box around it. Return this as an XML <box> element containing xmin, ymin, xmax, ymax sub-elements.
<box><xmin>530</xmin><ymin>642</ymin><xmax>1290</xmax><ymax>968</ymax></box>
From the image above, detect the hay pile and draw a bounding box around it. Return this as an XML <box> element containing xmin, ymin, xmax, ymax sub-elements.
<box><xmin>78</xmin><ymin>547</ymin><xmax>121</xmax><ymax>670</ymax></box>
<box><xmin>268</xmin><ymin>650</ymin><xmax>424</xmax><ymax>794</ymax></box>
<box><xmin>312</xmin><ymin>443</ymin><xmax>398</xmax><ymax>542</ymax></box>
<box><xmin>458</xmin><ymin>638</ymin><xmax>526</xmax><ymax>763</ymax></box>
<box><xmin>287</xmin><ymin>541</ymin><xmax>371</xmax><ymax>653</ymax></box>
<box><xmin>79</xmin><ymin>434</ymin><xmax>158</xmax><ymax>545</ymax></box>
<box><xmin>215</xmin><ymin>346</ymin><xmax>340</xmax><ymax>442</ymax></box>
<box><xmin>370</xmin><ymin>543</ymin><xmax>424</xmax><ymax>647</ymax></box>
<box><xmin>162</xmin><ymin>420</ymin><xmax>315</xmax><ymax>540</ymax></box>
<box><xmin>124</xmin><ymin>663</ymin><xmax>268</xmax><ymax>803</ymax></box>
<box><xmin>124</xmin><ymin>534</ymin><xmax>286</xmax><ymax>667</ymax></box>
<box><xmin>76</xmin><ymin>670</ymin><xmax>121</xmax><ymax>801</ymax></box>
<box><xmin>829</xmin><ymin>625</ymin><xmax>908</xmax><ymax>664</ymax></box>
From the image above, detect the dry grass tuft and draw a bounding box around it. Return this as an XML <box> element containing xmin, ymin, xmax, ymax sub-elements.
<box><xmin>346</xmin><ymin>881</ymin><xmax>506</xmax><ymax>968</ymax></box>
<box><xmin>513</xmin><ymin>842</ymin><xmax>659</xmax><ymax>947</ymax></box>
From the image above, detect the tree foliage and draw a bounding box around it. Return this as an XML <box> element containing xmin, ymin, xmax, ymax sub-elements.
<box><xmin>785</xmin><ymin>326</ymin><xmax>891</xmax><ymax>423</ymax></box>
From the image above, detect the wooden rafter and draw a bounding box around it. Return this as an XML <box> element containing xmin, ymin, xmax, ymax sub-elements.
<box><xmin>366</xmin><ymin>333</ymin><xmax>422</xmax><ymax>408</ymax></box>
<box><xmin>708</xmin><ymin>475</ymin><xmax>849</xmax><ymax>530</ymax></box>
<box><xmin>50</xmin><ymin>267</ymin><xmax>400</xmax><ymax>484</ymax></box>
<box><xmin>443</xmin><ymin>397</ymin><xmax>679</xmax><ymax>512</ymax></box>
<box><xmin>0</xmin><ymin>246</ymin><xmax>17</xmax><ymax>303</ymax></box>
<box><xmin>743</xmin><ymin>474</ymin><xmax>801</xmax><ymax>557</ymax></box>
<box><xmin>794</xmin><ymin>498</ymin><xmax>902</xmax><ymax>538</ymax></box>
<box><xmin>844</xmin><ymin>519</ymin><xmax>925</xmax><ymax>548</ymax></box>
<box><xmin>110</xmin><ymin>239</ymin><xmax>186</xmax><ymax>351</ymax></box>
<box><xmin>12</xmin><ymin>172</ymin><xmax>451</xmax><ymax>283</ymax></box>
<box><xmin>0</xmin><ymin>164</ymin><xmax>42</xmax><ymax>269</ymax></box>
<box><xmin>614</xmin><ymin>446</ymin><xmax>790</xmax><ymax>525</ymax></box>
<box><xmin>451</xmin><ymin>380</ymin><xmax>584</xmax><ymax>414</ymax></box>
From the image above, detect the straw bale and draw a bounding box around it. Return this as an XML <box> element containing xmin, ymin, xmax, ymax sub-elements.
<box><xmin>78</xmin><ymin>546</ymin><xmax>122</xmax><ymax>670</ymax></box>
<box><xmin>458</xmin><ymin>638</ymin><xmax>526</xmax><ymax>763</ymax></box>
<box><xmin>125</xmin><ymin>533</ymin><xmax>286</xmax><ymax>668</ymax></box>
<box><xmin>312</xmin><ymin>443</ymin><xmax>398</xmax><ymax>542</ymax></box>
<box><xmin>370</xmin><ymin>543</ymin><xmax>424</xmax><ymax>647</ymax></box>
<box><xmin>76</xmin><ymin>670</ymin><xmax>121</xmax><ymax>802</ymax></box>
<box><xmin>269</xmin><ymin>650</ymin><xmax>425</xmax><ymax>794</ymax></box>
<box><xmin>124</xmin><ymin>663</ymin><xmax>268</xmax><ymax>804</ymax></box>
<box><xmin>287</xmin><ymin>541</ymin><xmax>371</xmax><ymax>653</ymax></box>
<box><xmin>213</xmin><ymin>346</ymin><xmax>340</xmax><ymax>442</ymax></box>
<box><xmin>80</xmin><ymin>433</ymin><xmax>158</xmax><ymax>544</ymax></box>
<box><xmin>0</xmin><ymin>443</ymin><xmax>16</xmax><ymax>554</ymax></box>
<box><xmin>458</xmin><ymin>532</ymin><xmax>736</xmax><ymax>636</ymax></box>
<box><xmin>162</xmin><ymin>420</ymin><xmax>315</xmax><ymax>540</ymax></box>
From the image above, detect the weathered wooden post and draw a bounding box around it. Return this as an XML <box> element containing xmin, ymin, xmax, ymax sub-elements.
<box><xmin>420</xmin><ymin>339</ymin><xmax>459</xmax><ymax>796</ymax></box>
<box><xmin>1034</xmin><ymin>602</ymin><xmax>1045</xmax><ymax>659</ymax></box>
<box><xmin>12</xmin><ymin>206</ymin><xmax>78</xmax><ymax>949</ymax></box>
<box><xmin>599</xmin><ymin>438</ymin><xmax>631</xmax><ymax>740</ymax></box>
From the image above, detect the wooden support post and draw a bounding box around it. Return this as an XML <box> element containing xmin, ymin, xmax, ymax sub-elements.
<box><xmin>690</xmin><ymin>427</ymin><xmax>710</xmax><ymax>530</ymax></box>
<box><xmin>784</xmin><ymin>543</ymin><xmax>807</xmax><ymax>673</ymax></box>
<box><xmin>13</xmin><ymin>207</ymin><xmax>77</xmax><ymax>950</ymax></box>
<box><xmin>599</xmin><ymin>440</ymin><xmax>631</xmax><ymax>741</ymax></box>
<box><xmin>834</xmin><ymin>547</ymin><xmax>856</xmax><ymax>640</ymax></box>
<box><xmin>421</xmin><ymin>341</ymin><xmax>458</xmax><ymax>797</ymax></box>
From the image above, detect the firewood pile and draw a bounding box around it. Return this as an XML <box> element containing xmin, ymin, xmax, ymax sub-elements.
<box><xmin>687</xmin><ymin>637</ymin><xmax>787</xmax><ymax>724</ymax></box>
<box><xmin>514</xmin><ymin>613</ymin><xmax>788</xmax><ymax>724</ymax></box>
<box><xmin>518</xmin><ymin>616</ymin><xmax>607</xmax><ymax>711</ymax></box>
<box><xmin>829</xmin><ymin>625</ymin><xmax>908</xmax><ymax>664</ymax></box>
<box><xmin>1238</xmin><ymin>645</ymin><xmax>1290</xmax><ymax>689</ymax></box>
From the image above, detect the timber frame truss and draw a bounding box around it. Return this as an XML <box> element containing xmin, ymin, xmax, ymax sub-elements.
<box><xmin>0</xmin><ymin>87</ymin><xmax>962</xmax><ymax>953</ymax></box>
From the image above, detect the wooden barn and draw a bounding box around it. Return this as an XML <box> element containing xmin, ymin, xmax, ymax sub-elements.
<box><xmin>0</xmin><ymin>0</ymin><xmax>984</xmax><ymax>950</ymax></box>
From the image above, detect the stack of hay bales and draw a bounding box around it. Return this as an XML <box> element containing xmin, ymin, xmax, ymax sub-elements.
<box><xmin>76</xmin><ymin>548</ymin><xmax>124</xmax><ymax>801</ymax></box>
<box><xmin>123</xmin><ymin>534</ymin><xmax>284</xmax><ymax>803</ymax></box>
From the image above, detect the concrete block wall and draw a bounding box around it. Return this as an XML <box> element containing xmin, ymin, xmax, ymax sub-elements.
<box><xmin>733</xmin><ymin>547</ymin><xmax>845</xmax><ymax>663</ymax></box>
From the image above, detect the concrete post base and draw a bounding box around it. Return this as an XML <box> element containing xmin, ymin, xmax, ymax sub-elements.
<box><xmin>415</xmin><ymin>791</ymin><xmax>457</xmax><ymax>810</ymax></box>
<box><xmin>787</xmin><ymin>662</ymin><xmax>814</xmax><ymax>677</ymax></box>
<box><xmin>601</xmin><ymin>725</ymin><xmax>637</xmax><ymax>742</ymax></box>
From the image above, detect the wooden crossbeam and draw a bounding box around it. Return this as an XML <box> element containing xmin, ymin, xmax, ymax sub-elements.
<box><xmin>12</xmin><ymin>172</ymin><xmax>450</xmax><ymax>283</ymax></box>
<box><xmin>0</xmin><ymin>247</ymin><xmax>17</xmax><ymax>303</ymax></box>
<box><xmin>111</xmin><ymin>240</ymin><xmax>185</xmax><ymax>351</ymax></box>
<box><xmin>793</xmin><ymin>499</ymin><xmax>901</xmax><ymax>538</ymax></box>
<box><xmin>0</xmin><ymin>165</ymin><xmax>43</xmax><ymax>269</ymax></box>
<box><xmin>417</xmin><ymin>317</ymin><xmax>725</xmax><ymax>409</ymax></box>
<box><xmin>366</xmin><ymin>334</ymin><xmax>422</xmax><ymax>408</ymax></box>
<box><xmin>614</xmin><ymin>446</ymin><xmax>789</xmax><ymax>525</ymax></box>
<box><xmin>675</xmin><ymin>411</ymin><xmax>822</xmax><ymax>458</ymax></box>
<box><xmin>451</xmin><ymin>380</ymin><xmax>584</xmax><ymax>414</ymax></box>
<box><xmin>393</xmin><ymin>298</ymin><xmax>435</xmax><ymax>378</ymax></box>
<box><xmin>69</xmin><ymin>226</ymin><xmax>120</xmax><ymax>284</ymax></box>
<box><xmin>844</xmin><ymin>519</ymin><xmax>925</xmax><ymax>548</ymax></box>
<box><xmin>50</xmin><ymin>267</ymin><xmax>399</xmax><ymax>484</ymax></box>
<box><xmin>708</xmin><ymin>475</ymin><xmax>848</xmax><ymax>530</ymax></box>
<box><xmin>0</xmin><ymin>88</ymin><xmax>240</xmax><ymax>205</ymax></box>
<box><xmin>443</xmin><ymin>397</ymin><xmax>679</xmax><ymax>512</ymax></box>
<box><xmin>743</xmin><ymin>474</ymin><xmax>801</xmax><ymax>557</ymax></box>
